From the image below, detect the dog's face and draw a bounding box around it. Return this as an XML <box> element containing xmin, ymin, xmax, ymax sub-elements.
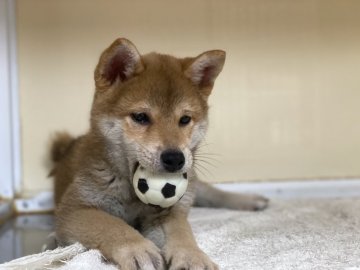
<box><xmin>91</xmin><ymin>38</ymin><xmax>225</xmax><ymax>175</ymax></box>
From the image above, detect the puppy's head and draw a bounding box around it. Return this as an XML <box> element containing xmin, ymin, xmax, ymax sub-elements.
<box><xmin>91</xmin><ymin>38</ymin><xmax>225</xmax><ymax>175</ymax></box>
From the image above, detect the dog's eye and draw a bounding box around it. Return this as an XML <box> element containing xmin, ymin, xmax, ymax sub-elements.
<box><xmin>131</xmin><ymin>113</ymin><xmax>150</xmax><ymax>125</ymax></box>
<box><xmin>179</xmin><ymin>115</ymin><xmax>191</xmax><ymax>126</ymax></box>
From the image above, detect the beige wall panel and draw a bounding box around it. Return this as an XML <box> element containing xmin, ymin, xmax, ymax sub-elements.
<box><xmin>16</xmin><ymin>0</ymin><xmax>360</xmax><ymax>193</ymax></box>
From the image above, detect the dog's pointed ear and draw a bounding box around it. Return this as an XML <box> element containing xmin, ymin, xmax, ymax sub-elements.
<box><xmin>184</xmin><ymin>50</ymin><xmax>226</xmax><ymax>96</ymax></box>
<box><xmin>94</xmin><ymin>38</ymin><xmax>144</xmax><ymax>91</ymax></box>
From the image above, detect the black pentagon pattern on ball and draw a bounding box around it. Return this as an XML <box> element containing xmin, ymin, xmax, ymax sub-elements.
<box><xmin>161</xmin><ymin>183</ymin><xmax>176</xmax><ymax>198</ymax></box>
<box><xmin>138</xmin><ymin>178</ymin><xmax>149</xmax><ymax>194</ymax></box>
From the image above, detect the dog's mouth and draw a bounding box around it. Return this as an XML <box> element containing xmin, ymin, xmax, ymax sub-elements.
<box><xmin>131</xmin><ymin>159</ymin><xmax>189</xmax><ymax>177</ymax></box>
<box><xmin>132</xmin><ymin>162</ymin><xmax>140</xmax><ymax>177</ymax></box>
<box><xmin>131</xmin><ymin>161</ymin><xmax>165</xmax><ymax>176</ymax></box>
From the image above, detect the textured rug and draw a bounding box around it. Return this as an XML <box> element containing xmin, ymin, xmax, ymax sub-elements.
<box><xmin>2</xmin><ymin>198</ymin><xmax>360</xmax><ymax>270</ymax></box>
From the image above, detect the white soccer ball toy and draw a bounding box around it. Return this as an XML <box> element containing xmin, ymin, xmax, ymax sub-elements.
<box><xmin>132</xmin><ymin>166</ymin><xmax>188</xmax><ymax>208</ymax></box>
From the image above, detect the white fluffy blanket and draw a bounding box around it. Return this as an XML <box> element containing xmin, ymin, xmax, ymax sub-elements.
<box><xmin>2</xmin><ymin>198</ymin><xmax>360</xmax><ymax>270</ymax></box>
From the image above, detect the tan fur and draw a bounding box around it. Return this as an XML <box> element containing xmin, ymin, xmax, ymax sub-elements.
<box><xmin>49</xmin><ymin>132</ymin><xmax>81</xmax><ymax>205</ymax></box>
<box><xmin>52</xmin><ymin>38</ymin><xmax>268</xmax><ymax>270</ymax></box>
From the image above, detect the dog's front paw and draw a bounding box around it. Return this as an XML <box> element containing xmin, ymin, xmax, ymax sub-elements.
<box><xmin>241</xmin><ymin>194</ymin><xmax>269</xmax><ymax>211</ymax></box>
<box><xmin>165</xmin><ymin>245</ymin><xmax>218</xmax><ymax>270</ymax></box>
<box><xmin>223</xmin><ymin>193</ymin><xmax>269</xmax><ymax>211</ymax></box>
<box><xmin>112</xmin><ymin>238</ymin><xmax>164</xmax><ymax>270</ymax></box>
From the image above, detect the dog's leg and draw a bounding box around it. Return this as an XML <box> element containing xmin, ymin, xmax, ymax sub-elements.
<box><xmin>161</xmin><ymin>208</ymin><xmax>219</xmax><ymax>270</ymax></box>
<box><xmin>56</xmin><ymin>207</ymin><xmax>164</xmax><ymax>270</ymax></box>
<box><xmin>194</xmin><ymin>179</ymin><xmax>268</xmax><ymax>211</ymax></box>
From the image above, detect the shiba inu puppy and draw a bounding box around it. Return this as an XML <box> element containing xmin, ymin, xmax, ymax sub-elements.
<box><xmin>51</xmin><ymin>38</ymin><xmax>268</xmax><ymax>270</ymax></box>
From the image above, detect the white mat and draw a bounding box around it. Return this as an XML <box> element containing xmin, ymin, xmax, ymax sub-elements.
<box><xmin>2</xmin><ymin>198</ymin><xmax>360</xmax><ymax>270</ymax></box>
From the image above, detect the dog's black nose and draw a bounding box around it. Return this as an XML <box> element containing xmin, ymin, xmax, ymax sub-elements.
<box><xmin>161</xmin><ymin>150</ymin><xmax>185</xmax><ymax>172</ymax></box>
